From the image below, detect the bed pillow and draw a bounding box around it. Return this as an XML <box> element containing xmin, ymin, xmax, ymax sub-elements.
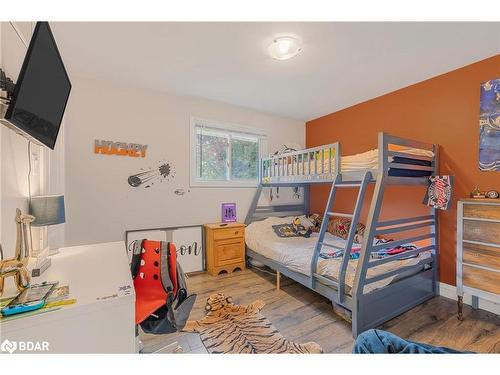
<box><xmin>327</xmin><ymin>216</ymin><xmax>366</xmax><ymax>244</ymax></box>
<box><xmin>303</xmin><ymin>213</ymin><xmax>323</xmax><ymax>232</ymax></box>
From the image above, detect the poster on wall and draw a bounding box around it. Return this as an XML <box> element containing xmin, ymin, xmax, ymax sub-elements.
<box><xmin>479</xmin><ymin>78</ymin><xmax>500</xmax><ymax>171</ymax></box>
<box><xmin>126</xmin><ymin>225</ymin><xmax>204</xmax><ymax>274</ymax></box>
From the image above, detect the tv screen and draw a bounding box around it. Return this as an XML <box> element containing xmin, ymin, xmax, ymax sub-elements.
<box><xmin>5</xmin><ymin>22</ymin><xmax>71</xmax><ymax>149</ymax></box>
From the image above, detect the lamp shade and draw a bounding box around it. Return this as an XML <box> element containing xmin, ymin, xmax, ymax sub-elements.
<box><xmin>29</xmin><ymin>195</ymin><xmax>66</xmax><ymax>226</ymax></box>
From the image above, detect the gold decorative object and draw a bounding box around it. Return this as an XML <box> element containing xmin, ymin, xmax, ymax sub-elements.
<box><xmin>0</xmin><ymin>209</ymin><xmax>34</xmax><ymax>297</ymax></box>
<box><xmin>471</xmin><ymin>185</ymin><xmax>486</xmax><ymax>199</ymax></box>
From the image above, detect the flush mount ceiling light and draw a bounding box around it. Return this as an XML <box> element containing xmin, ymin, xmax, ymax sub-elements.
<box><xmin>268</xmin><ymin>36</ymin><xmax>302</xmax><ymax>61</ymax></box>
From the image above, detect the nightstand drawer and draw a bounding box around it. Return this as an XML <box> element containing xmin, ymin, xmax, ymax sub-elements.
<box><xmin>463</xmin><ymin>242</ymin><xmax>500</xmax><ymax>270</ymax></box>
<box><xmin>463</xmin><ymin>220</ymin><xmax>500</xmax><ymax>245</ymax></box>
<box><xmin>464</xmin><ymin>204</ymin><xmax>500</xmax><ymax>221</ymax></box>
<box><xmin>463</xmin><ymin>264</ymin><xmax>500</xmax><ymax>295</ymax></box>
<box><xmin>213</xmin><ymin>227</ymin><xmax>245</xmax><ymax>240</ymax></box>
<box><xmin>215</xmin><ymin>239</ymin><xmax>244</xmax><ymax>265</ymax></box>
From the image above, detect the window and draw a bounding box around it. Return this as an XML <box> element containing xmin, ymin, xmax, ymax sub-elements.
<box><xmin>190</xmin><ymin>117</ymin><xmax>267</xmax><ymax>187</ymax></box>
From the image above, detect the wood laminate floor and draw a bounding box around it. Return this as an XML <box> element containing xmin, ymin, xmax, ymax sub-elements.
<box><xmin>140</xmin><ymin>268</ymin><xmax>500</xmax><ymax>354</ymax></box>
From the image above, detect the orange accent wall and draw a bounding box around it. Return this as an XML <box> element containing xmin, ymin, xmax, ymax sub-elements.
<box><xmin>306</xmin><ymin>54</ymin><xmax>500</xmax><ymax>286</ymax></box>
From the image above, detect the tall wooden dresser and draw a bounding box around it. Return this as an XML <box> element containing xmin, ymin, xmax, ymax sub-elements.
<box><xmin>456</xmin><ymin>199</ymin><xmax>500</xmax><ymax>319</ymax></box>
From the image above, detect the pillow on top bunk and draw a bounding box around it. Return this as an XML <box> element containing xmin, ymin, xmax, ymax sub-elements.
<box><xmin>327</xmin><ymin>216</ymin><xmax>366</xmax><ymax>244</ymax></box>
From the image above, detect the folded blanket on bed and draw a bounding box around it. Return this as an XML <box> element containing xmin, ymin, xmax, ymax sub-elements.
<box><xmin>272</xmin><ymin>215</ymin><xmax>320</xmax><ymax>238</ymax></box>
<box><xmin>371</xmin><ymin>244</ymin><xmax>418</xmax><ymax>259</ymax></box>
<box><xmin>341</xmin><ymin>148</ymin><xmax>434</xmax><ymax>172</ymax></box>
<box><xmin>370</xmin><ymin>238</ymin><xmax>419</xmax><ymax>259</ymax></box>
<box><xmin>318</xmin><ymin>240</ymin><xmax>418</xmax><ymax>260</ymax></box>
<box><xmin>319</xmin><ymin>247</ymin><xmax>361</xmax><ymax>260</ymax></box>
<box><xmin>272</xmin><ymin>223</ymin><xmax>312</xmax><ymax>238</ymax></box>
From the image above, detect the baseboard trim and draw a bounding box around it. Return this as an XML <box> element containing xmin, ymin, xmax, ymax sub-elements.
<box><xmin>439</xmin><ymin>282</ymin><xmax>500</xmax><ymax>315</ymax></box>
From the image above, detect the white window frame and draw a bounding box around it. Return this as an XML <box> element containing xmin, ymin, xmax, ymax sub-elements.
<box><xmin>190</xmin><ymin>117</ymin><xmax>268</xmax><ymax>188</ymax></box>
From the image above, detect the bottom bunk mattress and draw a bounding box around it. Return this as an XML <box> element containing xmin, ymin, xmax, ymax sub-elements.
<box><xmin>245</xmin><ymin>216</ymin><xmax>432</xmax><ymax>295</ymax></box>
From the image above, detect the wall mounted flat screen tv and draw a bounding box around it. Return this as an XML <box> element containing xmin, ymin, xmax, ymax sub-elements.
<box><xmin>5</xmin><ymin>22</ymin><xmax>71</xmax><ymax>149</ymax></box>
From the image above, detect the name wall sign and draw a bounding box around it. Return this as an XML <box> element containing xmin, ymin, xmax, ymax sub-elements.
<box><xmin>94</xmin><ymin>140</ymin><xmax>148</xmax><ymax>158</ymax></box>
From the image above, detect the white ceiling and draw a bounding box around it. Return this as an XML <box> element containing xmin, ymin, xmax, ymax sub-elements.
<box><xmin>51</xmin><ymin>22</ymin><xmax>500</xmax><ymax>121</ymax></box>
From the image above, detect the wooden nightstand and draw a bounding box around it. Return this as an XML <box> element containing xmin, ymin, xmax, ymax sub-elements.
<box><xmin>204</xmin><ymin>223</ymin><xmax>246</xmax><ymax>276</ymax></box>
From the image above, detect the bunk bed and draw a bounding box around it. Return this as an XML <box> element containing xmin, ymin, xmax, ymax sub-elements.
<box><xmin>244</xmin><ymin>132</ymin><xmax>439</xmax><ymax>337</ymax></box>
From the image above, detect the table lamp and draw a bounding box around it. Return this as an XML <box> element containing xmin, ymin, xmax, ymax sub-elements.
<box><xmin>29</xmin><ymin>195</ymin><xmax>66</xmax><ymax>276</ymax></box>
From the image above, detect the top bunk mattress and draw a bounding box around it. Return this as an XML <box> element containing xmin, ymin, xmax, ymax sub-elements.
<box><xmin>262</xmin><ymin>146</ymin><xmax>435</xmax><ymax>184</ymax></box>
<box><xmin>342</xmin><ymin>147</ymin><xmax>434</xmax><ymax>175</ymax></box>
<box><xmin>245</xmin><ymin>216</ymin><xmax>432</xmax><ymax>295</ymax></box>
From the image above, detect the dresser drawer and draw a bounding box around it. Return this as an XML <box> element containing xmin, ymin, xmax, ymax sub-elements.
<box><xmin>213</xmin><ymin>227</ymin><xmax>245</xmax><ymax>240</ymax></box>
<box><xmin>463</xmin><ymin>204</ymin><xmax>500</xmax><ymax>221</ymax></box>
<box><xmin>463</xmin><ymin>220</ymin><xmax>500</xmax><ymax>245</ymax></box>
<box><xmin>215</xmin><ymin>238</ymin><xmax>244</xmax><ymax>265</ymax></box>
<box><xmin>463</xmin><ymin>264</ymin><xmax>500</xmax><ymax>295</ymax></box>
<box><xmin>463</xmin><ymin>242</ymin><xmax>500</xmax><ymax>270</ymax></box>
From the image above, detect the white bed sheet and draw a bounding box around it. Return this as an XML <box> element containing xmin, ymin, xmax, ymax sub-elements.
<box><xmin>245</xmin><ymin>216</ymin><xmax>431</xmax><ymax>294</ymax></box>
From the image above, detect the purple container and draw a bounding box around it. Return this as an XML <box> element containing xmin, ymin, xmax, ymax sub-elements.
<box><xmin>221</xmin><ymin>203</ymin><xmax>237</xmax><ymax>223</ymax></box>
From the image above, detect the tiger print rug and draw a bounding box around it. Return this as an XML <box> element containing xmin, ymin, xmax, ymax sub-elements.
<box><xmin>182</xmin><ymin>293</ymin><xmax>323</xmax><ymax>354</ymax></box>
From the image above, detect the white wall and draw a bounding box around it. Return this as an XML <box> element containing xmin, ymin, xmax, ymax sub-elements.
<box><xmin>1</xmin><ymin>22</ymin><xmax>33</xmax><ymax>258</ymax></box>
<box><xmin>0</xmin><ymin>22</ymin><xmax>66</xmax><ymax>258</ymax></box>
<box><xmin>64</xmin><ymin>76</ymin><xmax>305</xmax><ymax>246</ymax></box>
<box><xmin>0</xmin><ymin>21</ymin><xmax>3</xmax><ymax>250</ymax></box>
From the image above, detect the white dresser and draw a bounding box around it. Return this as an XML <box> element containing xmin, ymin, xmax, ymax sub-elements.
<box><xmin>457</xmin><ymin>199</ymin><xmax>500</xmax><ymax>319</ymax></box>
<box><xmin>1</xmin><ymin>242</ymin><xmax>136</xmax><ymax>353</ymax></box>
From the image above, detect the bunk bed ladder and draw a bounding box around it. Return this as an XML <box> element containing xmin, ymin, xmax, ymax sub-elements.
<box><xmin>310</xmin><ymin>171</ymin><xmax>372</xmax><ymax>292</ymax></box>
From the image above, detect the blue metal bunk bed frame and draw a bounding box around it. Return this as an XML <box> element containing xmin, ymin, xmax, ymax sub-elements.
<box><xmin>244</xmin><ymin>132</ymin><xmax>440</xmax><ymax>337</ymax></box>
